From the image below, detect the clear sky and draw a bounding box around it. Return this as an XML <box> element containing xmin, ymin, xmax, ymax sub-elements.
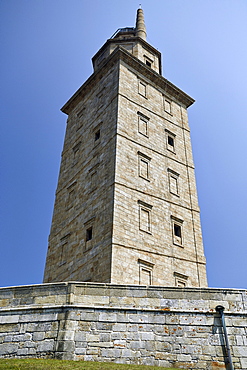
<box><xmin>1</xmin><ymin>0</ymin><xmax>247</xmax><ymax>289</ymax></box>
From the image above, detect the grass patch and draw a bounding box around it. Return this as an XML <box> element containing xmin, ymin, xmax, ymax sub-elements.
<box><xmin>0</xmin><ymin>359</ymin><xmax>180</xmax><ymax>370</ymax></box>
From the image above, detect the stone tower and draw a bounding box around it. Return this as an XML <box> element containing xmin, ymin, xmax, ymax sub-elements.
<box><xmin>43</xmin><ymin>9</ymin><xmax>207</xmax><ymax>287</ymax></box>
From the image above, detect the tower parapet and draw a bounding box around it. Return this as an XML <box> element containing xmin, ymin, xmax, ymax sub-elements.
<box><xmin>92</xmin><ymin>9</ymin><xmax>161</xmax><ymax>74</ymax></box>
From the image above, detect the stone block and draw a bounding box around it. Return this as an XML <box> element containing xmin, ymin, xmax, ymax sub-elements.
<box><xmin>19</xmin><ymin>313</ymin><xmax>57</xmax><ymax>323</ymax></box>
<box><xmin>99</xmin><ymin>312</ymin><xmax>117</xmax><ymax>322</ymax></box>
<box><xmin>129</xmin><ymin>340</ymin><xmax>144</xmax><ymax>350</ymax></box>
<box><xmin>37</xmin><ymin>339</ymin><xmax>55</xmax><ymax>352</ymax></box>
<box><xmin>121</xmin><ymin>348</ymin><xmax>135</xmax><ymax>357</ymax></box>
<box><xmin>57</xmin><ymin>340</ymin><xmax>75</xmax><ymax>352</ymax></box>
<box><xmin>144</xmin><ymin>340</ymin><xmax>155</xmax><ymax>351</ymax></box>
<box><xmin>83</xmin><ymin>354</ymin><xmax>94</xmax><ymax>361</ymax></box>
<box><xmin>140</xmin><ymin>332</ymin><xmax>154</xmax><ymax>340</ymax></box>
<box><xmin>57</xmin><ymin>330</ymin><xmax>74</xmax><ymax>341</ymax></box>
<box><xmin>241</xmin><ymin>357</ymin><xmax>247</xmax><ymax>368</ymax></box>
<box><xmin>179</xmin><ymin>314</ymin><xmax>207</xmax><ymax>325</ymax></box>
<box><xmin>0</xmin><ymin>323</ymin><xmax>20</xmax><ymax>333</ymax></box>
<box><xmin>12</xmin><ymin>333</ymin><xmax>32</xmax><ymax>342</ymax></box>
<box><xmin>165</xmin><ymin>314</ymin><xmax>180</xmax><ymax>325</ymax></box>
<box><xmin>181</xmin><ymin>344</ymin><xmax>202</xmax><ymax>355</ymax></box>
<box><xmin>0</xmin><ymin>315</ymin><xmax>19</xmax><ymax>324</ymax></box>
<box><xmin>90</xmin><ymin>341</ymin><xmax>113</xmax><ymax>348</ymax></box>
<box><xmin>87</xmin><ymin>348</ymin><xmax>99</xmax><ymax>355</ymax></box>
<box><xmin>156</xmin><ymin>341</ymin><xmax>172</xmax><ymax>352</ymax></box>
<box><xmin>129</xmin><ymin>314</ymin><xmax>149</xmax><ymax>323</ymax></box>
<box><xmin>67</xmin><ymin>311</ymin><xmax>81</xmax><ymax>321</ymax></box>
<box><xmin>113</xmin><ymin>340</ymin><xmax>126</xmax><ymax>348</ymax></box>
<box><xmin>126</xmin><ymin>332</ymin><xmax>140</xmax><ymax>341</ymax></box>
<box><xmin>95</xmin><ymin>322</ymin><xmax>113</xmax><ymax>331</ymax></box>
<box><xmin>75</xmin><ymin>341</ymin><xmax>87</xmax><ymax>349</ymax></box>
<box><xmin>35</xmin><ymin>322</ymin><xmax>53</xmax><ymax>332</ymax></box>
<box><xmin>0</xmin><ymin>343</ymin><xmax>18</xmax><ymax>355</ymax></box>
<box><xmin>232</xmin><ymin>317</ymin><xmax>247</xmax><ymax>327</ymax></box>
<box><xmin>75</xmin><ymin>347</ymin><xmax>86</xmax><ymax>355</ymax></box>
<box><xmin>127</xmin><ymin>324</ymin><xmax>138</xmax><ymax>332</ymax></box>
<box><xmin>116</xmin><ymin>313</ymin><xmax>129</xmax><ymax>322</ymax></box>
<box><xmin>141</xmin><ymin>356</ymin><xmax>156</xmax><ymax>366</ymax></box>
<box><xmin>170</xmin><ymin>325</ymin><xmax>184</xmax><ymax>336</ymax></box>
<box><xmin>177</xmin><ymin>353</ymin><xmax>192</xmax><ymax>361</ymax></box>
<box><xmin>33</xmin><ymin>332</ymin><xmax>45</xmax><ymax>341</ymax></box>
<box><xmin>28</xmin><ymin>348</ymin><xmax>37</xmax><ymax>355</ymax></box>
<box><xmin>17</xmin><ymin>348</ymin><xmax>29</xmax><ymax>356</ymax></box>
<box><xmin>112</xmin><ymin>323</ymin><xmax>127</xmax><ymax>332</ymax></box>
<box><xmin>233</xmin><ymin>345</ymin><xmax>247</xmax><ymax>357</ymax></box>
<box><xmin>101</xmin><ymin>348</ymin><xmax>121</xmax><ymax>358</ymax></box>
<box><xmin>45</xmin><ymin>330</ymin><xmax>58</xmax><ymax>339</ymax></box>
<box><xmin>157</xmin><ymin>359</ymin><xmax>172</xmax><ymax>367</ymax></box>
<box><xmin>86</xmin><ymin>333</ymin><xmax>100</xmax><ymax>342</ymax></box>
<box><xmin>3</xmin><ymin>335</ymin><xmax>13</xmax><ymax>343</ymax></box>
<box><xmin>60</xmin><ymin>352</ymin><xmax>75</xmax><ymax>360</ymax></box>
<box><xmin>150</xmin><ymin>314</ymin><xmax>166</xmax><ymax>324</ymax></box>
<box><xmin>74</xmin><ymin>332</ymin><xmax>87</xmax><ymax>342</ymax></box>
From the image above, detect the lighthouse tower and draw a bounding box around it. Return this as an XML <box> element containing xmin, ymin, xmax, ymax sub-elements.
<box><xmin>43</xmin><ymin>9</ymin><xmax>207</xmax><ymax>287</ymax></box>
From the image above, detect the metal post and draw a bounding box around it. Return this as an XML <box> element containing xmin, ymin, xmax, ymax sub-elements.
<box><xmin>215</xmin><ymin>305</ymin><xmax>234</xmax><ymax>370</ymax></box>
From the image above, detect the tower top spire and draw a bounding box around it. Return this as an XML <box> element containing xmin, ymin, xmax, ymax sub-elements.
<box><xmin>135</xmin><ymin>8</ymin><xmax>146</xmax><ymax>41</ymax></box>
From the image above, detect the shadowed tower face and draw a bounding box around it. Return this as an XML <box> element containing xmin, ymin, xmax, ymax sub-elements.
<box><xmin>43</xmin><ymin>9</ymin><xmax>207</xmax><ymax>287</ymax></box>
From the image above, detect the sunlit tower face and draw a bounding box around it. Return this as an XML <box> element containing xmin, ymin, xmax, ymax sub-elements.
<box><xmin>43</xmin><ymin>9</ymin><xmax>207</xmax><ymax>288</ymax></box>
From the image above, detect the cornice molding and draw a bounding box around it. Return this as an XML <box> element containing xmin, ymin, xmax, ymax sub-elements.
<box><xmin>61</xmin><ymin>46</ymin><xmax>195</xmax><ymax>115</ymax></box>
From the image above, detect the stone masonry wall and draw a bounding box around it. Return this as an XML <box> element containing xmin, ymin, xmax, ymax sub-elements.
<box><xmin>43</xmin><ymin>59</ymin><xmax>120</xmax><ymax>284</ymax></box>
<box><xmin>112</xmin><ymin>57</ymin><xmax>207</xmax><ymax>287</ymax></box>
<box><xmin>0</xmin><ymin>282</ymin><xmax>246</xmax><ymax>369</ymax></box>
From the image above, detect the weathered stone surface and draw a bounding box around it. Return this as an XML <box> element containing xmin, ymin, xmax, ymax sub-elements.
<box><xmin>32</xmin><ymin>332</ymin><xmax>45</xmax><ymax>341</ymax></box>
<box><xmin>0</xmin><ymin>283</ymin><xmax>246</xmax><ymax>367</ymax></box>
<box><xmin>37</xmin><ymin>340</ymin><xmax>55</xmax><ymax>352</ymax></box>
<box><xmin>42</xmin><ymin>8</ymin><xmax>207</xmax><ymax>288</ymax></box>
<box><xmin>0</xmin><ymin>343</ymin><xmax>18</xmax><ymax>355</ymax></box>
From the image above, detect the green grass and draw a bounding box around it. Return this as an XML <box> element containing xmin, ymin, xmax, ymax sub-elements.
<box><xmin>0</xmin><ymin>359</ymin><xmax>180</xmax><ymax>370</ymax></box>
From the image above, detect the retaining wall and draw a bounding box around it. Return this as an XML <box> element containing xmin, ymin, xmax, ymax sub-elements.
<box><xmin>0</xmin><ymin>282</ymin><xmax>246</xmax><ymax>369</ymax></box>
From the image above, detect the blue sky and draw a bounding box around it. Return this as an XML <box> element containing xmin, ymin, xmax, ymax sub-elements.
<box><xmin>1</xmin><ymin>0</ymin><xmax>247</xmax><ymax>289</ymax></box>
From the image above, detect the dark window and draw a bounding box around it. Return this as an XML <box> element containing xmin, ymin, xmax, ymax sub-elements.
<box><xmin>86</xmin><ymin>227</ymin><xmax>93</xmax><ymax>241</ymax></box>
<box><xmin>168</xmin><ymin>135</ymin><xmax>174</xmax><ymax>147</ymax></box>
<box><xmin>146</xmin><ymin>60</ymin><xmax>151</xmax><ymax>67</ymax></box>
<box><xmin>95</xmin><ymin>130</ymin><xmax>100</xmax><ymax>141</ymax></box>
<box><xmin>174</xmin><ymin>224</ymin><xmax>181</xmax><ymax>238</ymax></box>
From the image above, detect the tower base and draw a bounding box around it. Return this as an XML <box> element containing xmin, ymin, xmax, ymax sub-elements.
<box><xmin>0</xmin><ymin>282</ymin><xmax>246</xmax><ymax>368</ymax></box>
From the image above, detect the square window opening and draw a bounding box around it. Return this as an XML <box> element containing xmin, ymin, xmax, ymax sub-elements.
<box><xmin>140</xmin><ymin>158</ymin><xmax>149</xmax><ymax>179</ymax></box>
<box><xmin>171</xmin><ymin>216</ymin><xmax>183</xmax><ymax>246</ymax></box>
<box><xmin>164</xmin><ymin>99</ymin><xmax>172</xmax><ymax>114</ymax></box>
<box><xmin>86</xmin><ymin>227</ymin><xmax>93</xmax><ymax>242</ymax></box>
<box><xmin>139</xmin><ymin>202</ymin><xmax>152</xmax><ymax>234</ymax></box>
<box><xmin>140</xmin><ymin>208</ymin><xmax>151</xmax><ymax>233</ymax></box>
<box><xmin>140</xmin><ymin>268</ymin><xmax>152</xmax><ymax>285</ymax></box>
<box><xmin>177</xmin><ymin>280</ymin><xmax>186</xmax><ymax>287</ymax></box>
<box><xmin>139</xmin><ymin>81</ymin><xmax>147</xmax><ymax>97</ymax></box>
<box><xmin>174</xmin><ymin>224</ymin><xmax>181</xmax><ymax>238</ymax></box>
<box><xmin>138</xmin><ymin>152</ymin><xmax>151</xmax><ymax>181</ymax></box>
<box><xmin>169</xmin><ymin>174</ymin><xmax>179</xmax><ymax>196</ymax></box>
<box><xmin>139</xmin><ymin>117</ymin><xmax>148</xmax><ymax>136</ymax></box>
<box><xmin>174</xmin><ymin>272</ymin><xmax>188</xmax><ymax>287</ymax></box>
<box><xmin>95</xmin><ymin>130</ymin><xmax>100</xmax><ymax>141</ymax></box>
<box><xmin>138</xmin><ymin>259</ymin><xmax>154</xmax><ymax>285</ymax></box>
<box><xmin>168</xmin><ymin>135</ymin><xmax>174</xmax><ymax>147</ymax></box>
